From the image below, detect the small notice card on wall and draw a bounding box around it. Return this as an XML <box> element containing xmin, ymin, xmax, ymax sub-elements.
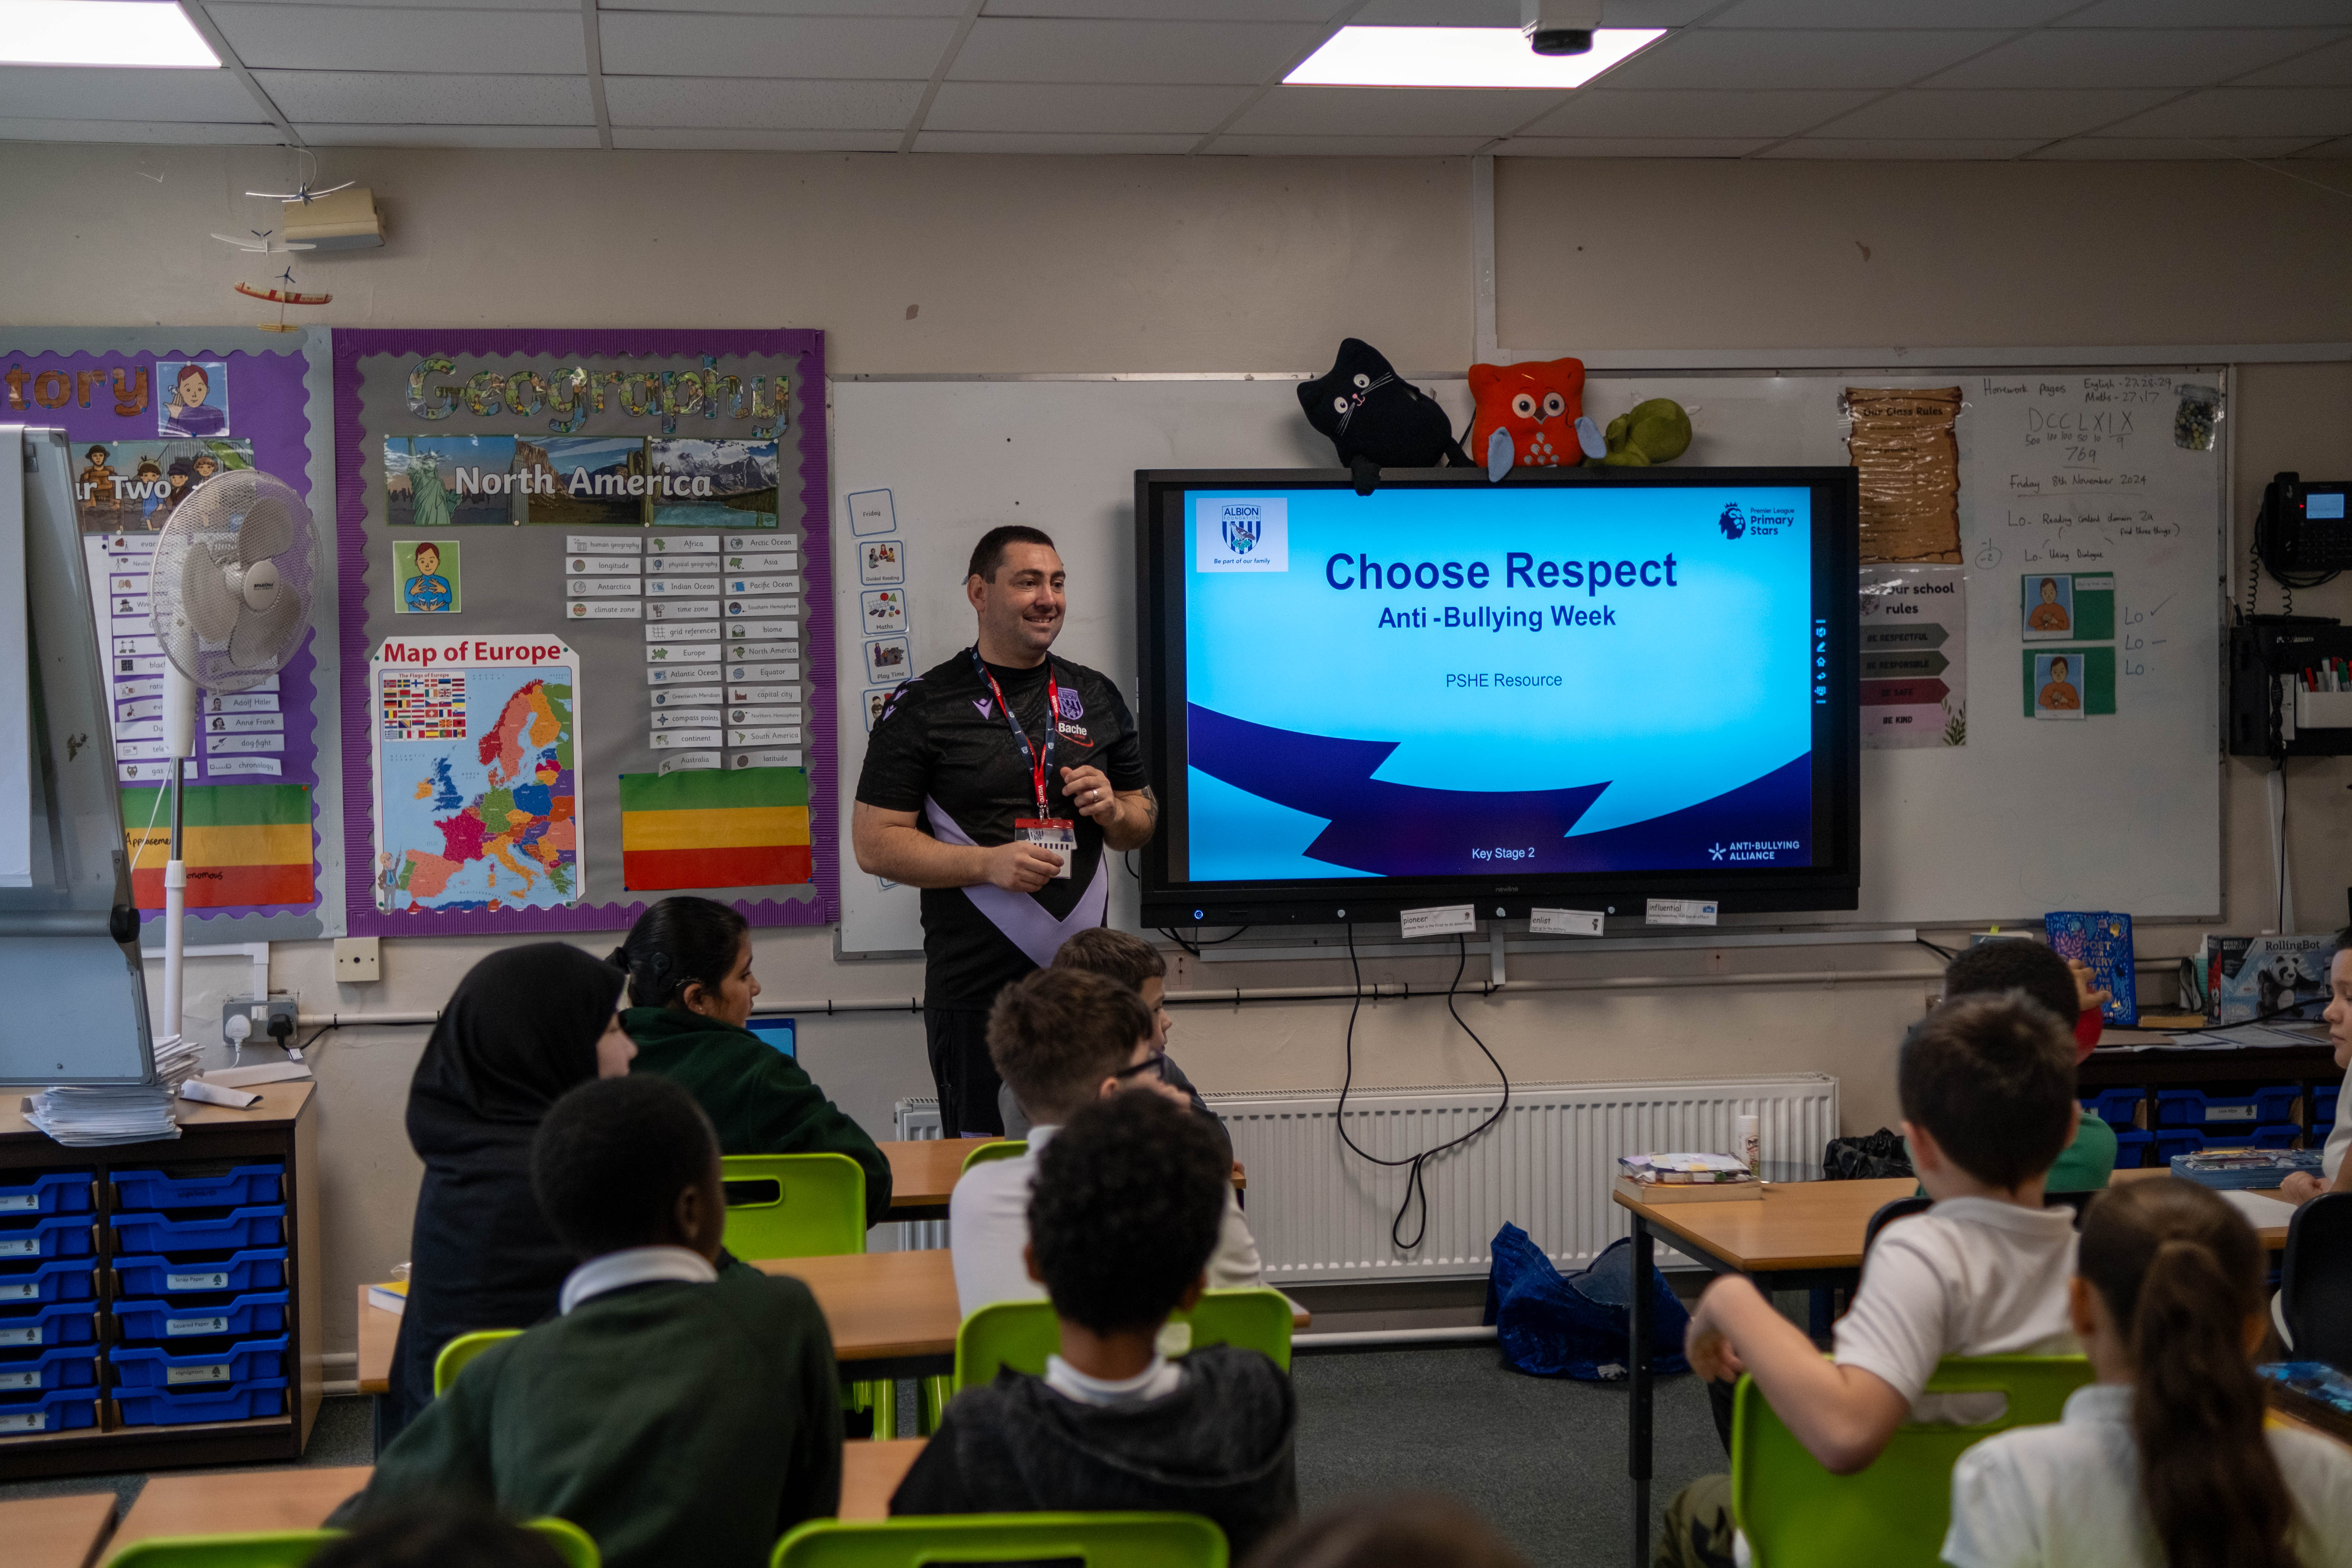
<box><xmin>1858</xmin><ymin>564</ymin><xmax>1967</xmax><ymax>749</ymax></box>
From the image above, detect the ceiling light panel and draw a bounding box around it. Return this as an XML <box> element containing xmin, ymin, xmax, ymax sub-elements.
<box><xmin>1285</xmin><ymin>27</ymin><xmax>1665</xmax><ymax>90</ymax></box>
<box><xmin>2</xmin><ymin>1</ymin><xmax>218</xmax><ymax>68</ymax></box>
<box><xmin>948</xmin><ymin>19</ymin><xmax>1326</xmax><ymax>85</ymax></box>
<box><xmin>596</xmin><ymin>13</ymin><xmax>957</xmax><ymax>78</ymax></box>
<box><xmin>210</xmin><ymin>4</ymin><xmax>583</xmax><ymax>73</ymax></box>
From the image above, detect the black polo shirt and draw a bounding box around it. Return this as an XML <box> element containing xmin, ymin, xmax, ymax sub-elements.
<box><xmin>855</xmin><ymin>648</ymin><xmax>1147</xmax><ymax>1010</ymax></box>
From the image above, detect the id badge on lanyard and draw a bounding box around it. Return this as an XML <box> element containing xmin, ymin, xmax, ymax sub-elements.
<box><xmin>974</xmin><ymin>650</ymin><xmax>1075</xmax><ymax>880</ymax></box>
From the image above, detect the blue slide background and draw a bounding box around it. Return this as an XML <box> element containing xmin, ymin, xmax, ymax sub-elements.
<box><xmin>1181</xmin><ymin>485</ymin><xmax>1817</xmax><ymax>882</ymax></box>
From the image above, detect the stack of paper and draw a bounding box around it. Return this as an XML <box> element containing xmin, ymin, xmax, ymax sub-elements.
<box><xmin>1619</xmin><ymin>1152</ymin><xmax>1754</xmax><ymax>1185</ymax></box>
<box><xmin>25</xmin><ymin>1033</ymin><xmax>203</xmax><ymax>1146</ymax></box>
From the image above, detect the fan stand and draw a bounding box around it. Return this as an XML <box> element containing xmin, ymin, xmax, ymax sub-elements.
<box><xmin>158</xmin><ymin>663</ymin><xmax>196</xmax><ymax>1054</ymax></box>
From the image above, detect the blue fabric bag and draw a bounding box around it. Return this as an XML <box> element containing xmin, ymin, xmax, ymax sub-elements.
<box><xmin>1484</xmin><ymin>1222</ymin><xmax>1690</xmax><ymax>1380</ymax></box>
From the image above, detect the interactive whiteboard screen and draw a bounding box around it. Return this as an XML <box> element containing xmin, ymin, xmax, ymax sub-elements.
<box><xmin>1136</xmin><ymin>467</ymin><xmax>1860</xmax><ymax>925</ymax></box>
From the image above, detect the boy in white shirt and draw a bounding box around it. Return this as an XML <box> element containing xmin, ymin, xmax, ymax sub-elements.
<box><xmin>952</xmin><ymin>965</ymin><xmax>1263</xmax><ymax>1315</ymax></box>
<box><xmin>1657</xmin><ymin>992</ymin><xmax>2083</xmax><ymax>1568</ymax></box>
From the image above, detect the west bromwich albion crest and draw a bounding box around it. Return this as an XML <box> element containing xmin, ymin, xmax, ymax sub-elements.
<box><xmin>1220</xmin><ymin>507</ymin><xmax>1260</xmax><ymax>555</ymax></box>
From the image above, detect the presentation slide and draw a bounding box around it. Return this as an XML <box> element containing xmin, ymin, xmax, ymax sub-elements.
<box><xmin>1178</xmin><ymin>484</ymin><xmax>1825</xmax><ymax>884</ymax></box>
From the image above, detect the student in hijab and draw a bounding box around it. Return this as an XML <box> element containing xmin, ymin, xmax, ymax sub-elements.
<box><xmin>384</xmin><ymin>943</ymin><xmax>634</xmax><ymax>1441</ymax></box>
<box><xmin>610</xmin><ymin>897</ymin><xmax>893</xmax><ymax>1227</ymax></box>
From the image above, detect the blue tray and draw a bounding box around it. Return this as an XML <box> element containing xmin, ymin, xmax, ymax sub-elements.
<box><xmin>111</xmin><ymin>1291</ymin><xmax>286</xmax><ymax>1341</ymax></box>
<box><xmin>0</xmin><ymin>1215</ymin><xmax>95</xmax><ymax>1261</ymax></box>
<box><xmin>115</xmin><ymin>1376</ymin><xmax>286</xmax><ymax>1428</ymax></box>
<box><xmin>0</xmin><ymin>1301</ymin><xmax>96</xmax><ymax>1349</ymax></box>
<box><xmin>0</xmin><ymin>1259</ymin><xmax>93</xmax><ymax>1306</ymax></box>
<box><xmin>0</xmin><ymin>1345</ymin><xmax>96</xmax><ymax>1394</ymax></box>
<box><xmin>0</xmin><ymin>1386</ymin><xmax>96</xmax><ymax>1435</ymax></box>
<box><xmin>2171</xmin><ymin>1147</ymin><xmax>2323</xmax><ymax>1189</ymax></box>
<box><xmin>112</xmin><ymin>1164</ymin><xmax>283</xmax><ymax>1212</ymax></box>
<box><xmin>0</xmin><ymin>1172</ymin><xmax>92</xmax><ymax>1217</ymax></box>
<box><xmin>111</xmin><ymin>1205</ymin><xmax>284</xmax><ymax>1255</ymax></box>
<box><xmin>110</xmin><ymin>1334</ymin><xmax>287</xmax><ymax>1390</ymax></box>
<box><xmin>114</xmin><ymin>1248</ymin><xmax>286</xmax><ymax>1298</ymax></box>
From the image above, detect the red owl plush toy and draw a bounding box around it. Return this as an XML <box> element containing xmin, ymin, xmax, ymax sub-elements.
<box><xmin>1467</xmin><ymin>358</ymin><xmax>1607</xmax><ymax>481</ymax></box>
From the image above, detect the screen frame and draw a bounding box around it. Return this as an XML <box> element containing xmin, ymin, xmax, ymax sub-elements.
<box><xmin>1133</xmin><ymin>465</ymin><xmax>1862</xmax><ymax>927</ymax></box>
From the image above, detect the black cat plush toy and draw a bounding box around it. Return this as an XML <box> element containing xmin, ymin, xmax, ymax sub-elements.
<box><xmin>1299</xmin><ymin>338</ymin><xmax>1471</xmax><ymax>495</ymax></box>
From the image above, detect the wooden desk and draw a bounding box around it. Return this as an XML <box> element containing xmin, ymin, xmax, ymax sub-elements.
<box><xmin>108</xmin><ymin>1466</ymin><xmax>369</xmax><ymax>1557</ymax></box>
<box><xmin>842</xmin><ymin>1439</ymin><xmax>924</xmax><ymax>1520</ymax></box>
<box><xmin>357</xmin><ymin>1283</ymin><xmax>398</xmax><ymax>1398</ymax></box>
<box><xmin>0</xmin><ymin>1492</ymin><xmax>116</xmax><ymax>1568</ymax></box>
<box><xmin>879</xmin><ymin>1140</ymin><xmax>1247</xmax><ymax>1222</ymax></box>
<box><xmin>756</xmin><ymin>1251</ymin><xmax>962</xmax><ymax>1382</ymax></box>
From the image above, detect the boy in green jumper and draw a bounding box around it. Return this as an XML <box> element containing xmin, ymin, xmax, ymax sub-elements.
<box><xmin>334</xmin><ymin>1075</ymin><xmax>842</xmax><ymax>1568</ymax></box>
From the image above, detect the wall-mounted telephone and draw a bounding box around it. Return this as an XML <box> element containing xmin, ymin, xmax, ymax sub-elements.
<box><xmin>2256</xmin><ymin>471</ymin><xmax>2352</xmax><ymax>585</ymax></box>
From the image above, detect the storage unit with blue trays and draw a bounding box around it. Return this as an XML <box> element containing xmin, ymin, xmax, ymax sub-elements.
<box><xmin>0</xmin><ymin>1081</ymin><xmax>322</xmax><ymax>1476</ymax></box>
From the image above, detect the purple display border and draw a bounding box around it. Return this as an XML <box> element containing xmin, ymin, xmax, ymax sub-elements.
<box><xmin>3</xmin><ymin>343</ymin><xmax>325</xmax><ymax>923</ymax></box>
<box><xmin>332</xmin><ymin>328</ymin><xmax>836</xmax><ymax>937</ymax></box>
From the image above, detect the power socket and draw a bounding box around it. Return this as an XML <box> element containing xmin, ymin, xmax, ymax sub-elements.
<box><xmin>221</xmin><ymin>995</ymin><xmax>300</xmax><ymax>1052</ymax></box>
<box><xmin>334</xmin><ymin>936</ymin><xmax>381</xmax><ymax>985</ymax></box>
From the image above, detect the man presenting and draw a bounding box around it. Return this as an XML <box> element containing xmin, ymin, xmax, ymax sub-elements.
<box><xmin>853</xmin><ymin>526</ymin><xmax>1156</xmax><ymax>1135</ymax></box>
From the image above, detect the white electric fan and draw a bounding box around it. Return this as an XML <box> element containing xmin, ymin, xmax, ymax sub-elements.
<box><xmin>147</xmin><ymin>469</ymin><xmax>318</xmax><ymax>1052</ymax></box>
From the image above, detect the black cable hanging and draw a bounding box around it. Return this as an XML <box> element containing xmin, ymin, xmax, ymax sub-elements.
<box><xmin>1334</xmin><ymin>925</ymin><xmax>1512</xmax><ymax>1251</ymax></box>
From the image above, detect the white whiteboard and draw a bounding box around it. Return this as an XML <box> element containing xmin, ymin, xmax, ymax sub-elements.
<box><xmin>830</xmin><ymin>369</ymin><xmax>2223</xmax><ymax>952</ymax></box>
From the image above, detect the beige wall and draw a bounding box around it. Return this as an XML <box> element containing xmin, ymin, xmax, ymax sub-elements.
<box><xmin>2</xmin><ymin>141</ymin><xmax>2346</xmax><ymax>1358</ymax></box>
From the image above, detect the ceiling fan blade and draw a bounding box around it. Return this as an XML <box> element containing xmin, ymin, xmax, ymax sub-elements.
<box><xmin>181</xmin><ymin>549</ymin><xmax>243</xmax><ymax>643</ymax></box>
<box><xmin>236</xmin><ymin>493</ymin><xmax>295</xmax><ymax>565</ymax></box>
<box><xmin>227</xmin><ymin>591</ymin><xmax>305</xmax><ymax>672</ymax></box>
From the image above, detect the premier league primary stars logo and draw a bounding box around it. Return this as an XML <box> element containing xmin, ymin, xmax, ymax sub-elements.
<box><xmin>1718</xmin><ymin>503</ymin><xmax>1747</xmax><ymax>540</ymax></box>
<box><xmin>1222</xmin><ymin>510</ymin><xmax>1260</xmax><ymax>554</ymax></box>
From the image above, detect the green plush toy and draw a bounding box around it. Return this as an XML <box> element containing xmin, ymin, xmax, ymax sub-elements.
<box><xmin>1589</xmin><ymin>398</ymin><xmax>1692</xmax><ymax>467</ymax></box>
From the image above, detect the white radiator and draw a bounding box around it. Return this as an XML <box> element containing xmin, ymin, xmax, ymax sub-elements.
<box><xmin>898</xmin><ymin>1075</ymin><xmax>1836</xmax><ymax>1282</ymax></box>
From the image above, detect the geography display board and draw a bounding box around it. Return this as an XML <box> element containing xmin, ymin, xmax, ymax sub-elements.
<box><xmin>0</xmin><ymin>329</ymin><xmax>343</xmax><ymax>940</ymax></box>
<box><xmin>335</xmin><ymin>330</ymin><xmax>835</xmax><ymax>936</ymax></box>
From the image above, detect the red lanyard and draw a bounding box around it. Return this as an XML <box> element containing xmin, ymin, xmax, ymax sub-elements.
<box><xmin>971</xmin><ymin>648</ymin><xmax>1058</xmax><ymax>816</ymax></box>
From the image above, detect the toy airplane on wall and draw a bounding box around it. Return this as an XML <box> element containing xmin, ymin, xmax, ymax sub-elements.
<box><xmin>244</xmin><ymin>178</ymin><xmax>354</xmax><ymax>205</ymax></box>
<box><xmin>211</xmin><ymin>228</ymin><xmax>315</xmax><ymax>254</ymax></box>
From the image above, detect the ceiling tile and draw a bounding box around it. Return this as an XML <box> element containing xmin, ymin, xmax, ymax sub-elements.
<box><xmin>596</xmin><ymin>13</ymin><xmax>956</xmax><ymax>78</ymax></box>
<box><xmin>210</xmin><ymin>5</ymin><xmax>585</xmax><ymax>73</ymax></box>
<box><xmin>2239</xmin><ymin>36</ymin><xmax>2352</xmax><ymax>87</ymax></box>
<box><xmin>910</xmin><ymin>130</ymin><xmax>1202</xmax><ymax>152</ymax></box>
<box><xmin>1206</xmin><ymin>133</ymin><xmax>1497</xmax><ymax>154</ymax></box>
<box><xmin>924</xmin><ymin>81</ymin><xmax>1253</xmax><ymax>133</ymax></box>
<box><xmin>2024</xmin><ymin>135</ymin><xmax>2334</xmax><ymax>159</ymax></box>
<box><xmin>253</xmin><ymin>70</ymin><xmax>593</xmax><ymax>123</ymax></box>
<box><xmin>2291</xmin><ymin>134</ymin><xmax>2352</xmax><ymax>154</ymax></box>
<box><xmin>1601</xmin><ymin>29</ymin><xmax>2010</xmax><ymax>90</ymax></box>
<box><xmin>1517</xmin><ymin>88</ymin><xmax>1873</xmax><ymax>137</ymax></box>
<box><xmin>1494</xmin><ymin>135</ymin><xmax>1771</xmax><ymax>155</ymax></box>
<box><xmin>212</xmin><ymin>0</ymin><xmax>575</xmax><ymax>7</ymax></box>
<box><xmin>296</xmin><ymin>123</ymin><xmax>602</xmax><ymax>146</ymax></box>
<box><xmin>606</xmin><ymin>0</ymin><xmax>960</xmax><ymax>12</ymax></box>
<box><xmin>1228</xmin><ymin>85</ymin><xmax>1573</xmax><ymax>137</ymax></box>
<box><xmin>977</xmin><ymin>1</ymin><xmax>1335</xmax><ymax>18</ymax></box>
<box><xmin>1756</xmin><ymin>138</ymin><xmax>2045</xmax><ymax>158</ymax></box>
<box><xmin>2063</xmin><ymin>0</ymin><xmax>2352</xmax><ymax>24</ymax></box>
<box><xmin>1814</xmin><ymin>89</ymin><xmax>2177</xmax><ymax>140</ymax></box>
<box><xmin>2098</xmin><ymin>86</ymin><xmax>2352</xmax><ymax>138</ymax></box>
<box><xmin>0</xmin><ymin>67</ymin><xmax>264</xmax><ymax>121</ymax></box>
<box><xmin>0</xmin><ymin>117</ymin><xmax>281</xmax><ymax>143</ymax></box>
<box><xmin>1351</xmin><ymin>0</ymin><xmax>1720</xmax><ymax>19</ymax></box>
<box><xmin>948</xmin><ymin>19</ymin><xmax>1324</xmax><ymax>84</ymax></box>
<box><xmin>602</xmin><ymin>74</ymin><xmax>924</xmax><ymax>127</ymax></box>
<box><xmin>1706</xmin><ymin>0</ymin><xmax>2072</xmax><ymax>23</ymax></box>
<box><xmin>1927</xmin><ymin>29</ymin><xmax>2334</xmax><ymax>90</ymax></box>
<box><xmin>613</xmin><ymin>127</ymin><xmax>902</xmax><ymax>149</ymax></box>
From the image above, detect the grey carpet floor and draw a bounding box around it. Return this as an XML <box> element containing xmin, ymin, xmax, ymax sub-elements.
<box><xmin>1</xmin><ymin>1354</ymin><xmax>1719</xmax><ymax>1567</ymax></box>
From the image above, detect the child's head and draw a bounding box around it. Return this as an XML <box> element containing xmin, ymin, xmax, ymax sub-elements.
<box><xmin>1051</xmin><ymin>926</ymin><xmax>1171</xmax><ymax>1049</ymax></box>
<box><xmin>1940</xmin><ymin>939</ymin><xmax>2078</xmax><ymax>1029</ymax></box>
<box><xmin>2326</xmin><ymin>927</ymin><xmax>2352</xmax><ymax>1070</ymax></box>
<box><xmin>2050</xmin><ymin>656</ymin><xmax>2069</xmax><ymax>680</ymax></box>
<box><xmin>987</xmin><ymin>966</ymin><xmax>1154</xmax><ymax>1126</ymax></box>
<box><xmin>1897</xmin><ymin>992</ymin><xmax>2076</xmax><ymax>1193</ymax></box>
<box><xmin>1242</xmin><ymin>1496</ymin><xmax>1530</xmax><ymax>1568</ymax></box>
<box><xmin>608</xmin><ymin>894</ymin><xmax>756</xmax><ymax>1025</ymax></box>
<box><xmin>136</xmin><ymin>459</ymin><xmax>160</xmax><ymax>479</ymax></box>
<box><xmin>2076</xmin><ymin>1178</ymin><xmax>2292</xmax><ymax>1568</ymax></box>
<box><xmin>531</xmin><ymin>1075</ymin><xmax>724</xmax><ymax>1262</ymax></box>
<box><xmin>173</xmin><ymin>363</ymin><xmax>208</xmax><ymax>407</ymax></box>
<box><xmin>1026</xmin><ymin>1089</ymin><xmax>1228</xmax><ymax>1337</ymax></box>
<box><xmin>85</xmin><ymin>444</ymin><xmax>106</xmax><ymax>462</ymax></box>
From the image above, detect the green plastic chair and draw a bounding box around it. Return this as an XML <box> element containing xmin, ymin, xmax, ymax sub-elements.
<box><xmin>953</xmin><ymin>1287</ymin><xmax>1295</xmax><ymax>1393</ymax></box>
<box><xmin>107</xmin><ymin>1519</ymin><xmax>599</xmax><ymax>1568</ymax></box>
<box><xmin>1729</xmin><ymin>1355</ymin><xmax>2095</xmax><ymax>1567</ymax></box>
<box><xmin>720</xmin><ymin>1153</ymin><xmax>867</xmax><ymax>1261</ymax></box>
<box><xmin>432</xmin><ymin>1327</ymin><xmax>522</xmax><ymax>1396</ymax></box>
<box><xmin>959</xmin><ymin>1139</ymin><xmax>1027</xmax><ymax>1173</ymax></box>
<box><xmin>771</xmin><ymin>1513</ymin><xmax>1226</xmax><ymax>1568</ymax></box>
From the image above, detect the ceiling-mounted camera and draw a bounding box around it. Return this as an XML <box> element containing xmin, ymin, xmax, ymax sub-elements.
<box><xmin>1521</xmin><ymin>0</ymin><xmax>1602</xmax><ymax>55</ymax></box>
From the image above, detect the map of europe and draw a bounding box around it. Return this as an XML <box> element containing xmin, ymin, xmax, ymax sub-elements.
<box><xmin>377</xmin><ymin>668</ymin><xmax>579</xmax><ymax>912</ymax></box>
